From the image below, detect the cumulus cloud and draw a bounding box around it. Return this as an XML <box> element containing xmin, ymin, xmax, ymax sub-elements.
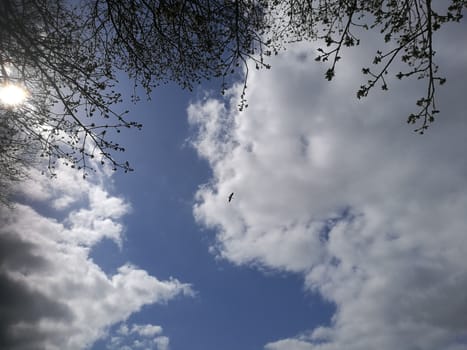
<box><xmin>0</xmin><ymin>163</ymin><xmax>193</xmax><ymax>350</ymax></box>
<box><xmin>189</xmin><ymin>23</ymin><xmax>467</xmax><ymax>350</ymax></box>
<box><xmin>107</xmin><ymin>322</ymin><xmax>169</xmax><ymax>350</ymax></box>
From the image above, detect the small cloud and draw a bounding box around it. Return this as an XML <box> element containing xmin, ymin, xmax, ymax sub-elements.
<box><xmin>107</xmin><ymin>322</ymin><xmax>169</xmax><ymax>350</ymax></box>
<box><xmin>131</xmin><ymin>324</ymin><xmax>163</xmax><ymax>337</ymax></box>
<box><xmin>117</xmin><ymin>324</ymin><xmax>130</xmax><ymax>336</ymax></box>
<box><xmin>154</xmin><ymin>336</ymin><xmax>170</xmax><ymax>350</ymax></box>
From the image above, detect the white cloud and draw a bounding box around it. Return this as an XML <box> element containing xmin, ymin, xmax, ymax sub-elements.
<box><xmin>189</xmin><ymin>23</ymin><xmax>467</xmax><ymax>350</ymax></box>
<box><xmin>0</xmin><ymin>163</ymin><xmax>193</xmax><ymax>350</ymax></box>
<box><xmin>15</xmin><ymin>165</ymin><xmax>93</xmax><ymax>210</ymax></box>
<box><xmin>131</xmin><ymin>324</ymin><xmax>163</xmax><ymax>337</ymax></box>
<box><xmin>154</xmin><ymin>336</ymin><xmax>170</xmax><ymax>350</ymax></box>
<box><xmin>107</xmin><ymin>323</ymin><xmax>168</xmax><ymax>350</ymax></box>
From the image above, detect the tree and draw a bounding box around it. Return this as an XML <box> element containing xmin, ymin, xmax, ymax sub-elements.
<box><xmin>0</xmin><ymin>0</ymin><xmax>141</xmax><ymax>178</ymax></box>
<box><xmin>0</xmin><ymin>0</ymin><xmax>465</xmax><ymax>198</ymax></box>
<box><xmin>0</xmin><ymin>0</ymin><xmax>270</xmax><ymax>182</ymax></box>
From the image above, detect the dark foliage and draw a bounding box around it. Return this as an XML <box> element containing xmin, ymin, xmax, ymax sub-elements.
<box><xmin>0</xmin><ymin>0</ymin><xmax>465</xmax><ymax>196</ymax></box>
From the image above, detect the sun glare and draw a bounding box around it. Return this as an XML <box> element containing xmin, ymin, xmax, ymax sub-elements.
<box><xmin>0</xmin><ymin>84</ymin><xmax>28</xmax><ymax>106</ymax></box>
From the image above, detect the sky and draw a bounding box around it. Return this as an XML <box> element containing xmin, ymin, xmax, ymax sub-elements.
<box><xmin>1</xmin><ymin>13</ymin><xmax>467</xmax><ymax>350</ymax></box>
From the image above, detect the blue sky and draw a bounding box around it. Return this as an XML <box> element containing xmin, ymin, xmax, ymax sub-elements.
<box><xmin>1</xmin><ymin>16</ymin><xmax>467</xmax><ymax>350</ymax></box>
<box><xmin>88</xmin><ymin>83</ymin><xmax>334</xmax><ymax>350</ymax></box>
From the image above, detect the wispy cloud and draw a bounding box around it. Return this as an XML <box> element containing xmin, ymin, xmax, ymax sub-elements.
<box><xmin>0</xmin><ymin>163</ymin><xmax>193</xmax><ymax>350</ymax></box>
<box><xmin>189</xmin><ymin>25</ymin><xmax>467</xmax><ymax>350</ymax></box>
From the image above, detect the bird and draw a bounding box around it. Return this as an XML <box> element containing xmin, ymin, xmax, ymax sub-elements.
<box><xmin>228</xmin><ymin>192</ymin><xmax>234</xmax><ymax>202</ymax></box>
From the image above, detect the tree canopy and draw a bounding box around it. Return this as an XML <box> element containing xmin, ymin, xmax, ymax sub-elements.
<box><xmin>0</xmin><ymin>0</ymin><xmax>465</xmax><ymax>199</ymax></box>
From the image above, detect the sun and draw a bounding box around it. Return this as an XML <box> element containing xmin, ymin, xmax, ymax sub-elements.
<box><xmin>0</xmin><ymin>83</ymin><xmax>28</xmax><ymax>106</ymax></box>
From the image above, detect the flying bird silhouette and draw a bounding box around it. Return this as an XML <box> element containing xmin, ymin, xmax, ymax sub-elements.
<box><xmin>228</xmin><ymin>192</ymin><xmax>234</xmax><ymax>202</ymax></box>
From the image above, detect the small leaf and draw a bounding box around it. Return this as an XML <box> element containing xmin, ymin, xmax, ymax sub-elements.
<box><xmin>325</xmin><ymin>68</ymin><xmax>335</xmax><ymax>81</ymax></box>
